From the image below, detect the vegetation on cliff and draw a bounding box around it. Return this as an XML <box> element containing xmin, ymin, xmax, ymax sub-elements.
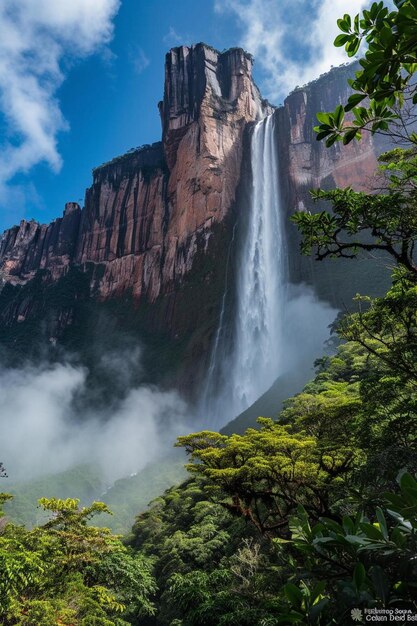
<box><xmin>2</xmin><ymin>1</ymin><xmax>417</xmax><ymax>624</ymax></box>
<box><xmin>128</xmin><ymin>2</ymin><xmax>417</xmax><ymax>623</ymax></box>
<box><xmin>129</xmin><ymin>324</ymin><xmax>417</xmax><ymax>624</ymax></box>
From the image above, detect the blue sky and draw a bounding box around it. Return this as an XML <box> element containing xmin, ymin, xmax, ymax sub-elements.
<box><xmin>0</xmin><ymin>0</ymin><xmax>368</xmax><ymax>230</ymax></box>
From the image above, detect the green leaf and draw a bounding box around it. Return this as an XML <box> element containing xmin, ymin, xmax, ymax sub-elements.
<box><xmin>346</xmin><ymin>38</ymin><xmax>361</xmax><ymax>57</ymax></box>
<box><xmin>379</xmin><ymin>25</ymin><xmax>393</xmax><ymax>47</ymax></box>
<box><xmin>353</xmin><ymin>106</ymin><xmax>368</xmax><ymax>123</ymax></box>
<box><xmin>325</xmin><ymin>134</ymin><xmax>339</xmax><ymax>148</ymax></box>
<box><xmin>354</xmin><ymin>13</ymin><xmax>360</xmax><ymax>34</ymax></box>
<box><xmin>359</xmin><ymin>522</ymin><xmax>384</xmax><ymax>540</ymax></box>
<box><xmin>334</xmin><ymin>104</ymin><xmax>345</xmax><ymax>127</ymax></box>
<box><xmin>399</xmin><ymin>472</ymin><xmax>417</xmax><ymax>496</ymax></box>
<box><xmin>320</xmin><ymin>517</ymin><xmax>343</xmax><ymax>534</ymax></box>
<box><xmin>354</xmin><ymin>563</ymin><xmax>366</xmax><ymax>590</ymax></box>
<box><xmin>343</xmin><ymin>128</ymin><xmax>359</xmax><ymax>144</ymax></box>
<box><xmin>342</xmin><ymin>516</ymin><xmax>354</xmax><ymax>534</ymax></box>
<box><xmin>391</xmin><ymin>527</ymin><xmax>407</xmax><ymax>547</ymax></box>
<box><xmin>344</xmin><ymin>534</ymin><xmax>371</xmax><ymax>546</ymax></box>
<box><xmin>345</xmin><ymin>93</ymin><xmax>367</xmax><ymax>111</ymax></box>
<box><xmin>309</xmin><ymin>598</ymin><xmax>329</xmax><ymax>621</ymax></box>
<box><xmin>334</xmin><ymin>34</ymin><xmax>350</xmax><ymax>47</ymax></box>
<box><xmin>310</xmin><ymin>581</ymin><xmax>326</xmax><ymax>603</ymax></box>
<box><xmin>284</xmin><ymin>583</ymin><xmax>303</xmax><ymax>608</ymax></box>
<box><xmin>316</xmin><ymin>130</ymin><xmax>332</xmax><ymax>141</ymax></box>
<box><xmin>316</xmin><ymin>112</ymin><xmax>332</xmax><ymax>124</ymax></box>
<box><xmin>337</xmin><ymin>18</ymin><xmax>351</xmax><ymax>33</ymax></box>
<box><xmin>370</xmin><ymin>565</ymin><xmax>390</xmax><ymax>604</ymax></box>
<box><xmin>376</xmin><ymin>507</ymin><xmax>389</xmax><ymax>540</ymax></box>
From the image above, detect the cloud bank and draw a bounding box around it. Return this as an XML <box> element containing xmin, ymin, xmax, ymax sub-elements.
<box><xmin>0</xmin><ymin>360</ymin><xmax>188</xmax><ymax>484</ymax></box>
<box><xmin>215</xmin><ymin>0</ymin><xmax>369</xmax><ymax>102</ymax></box>
<box><xmin>0</xmin><ymin>0</ymin><xmax>120</xmax><ymax>191</ymax></box>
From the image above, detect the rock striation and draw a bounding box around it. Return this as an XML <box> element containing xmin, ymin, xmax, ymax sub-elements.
<box><xmin>0</xmin><ymin>45</ymin><xmax>386</xmax><ymax>394</ymax></box>
<box><xmin>276</xmin><ymin>64</ymin><xmax>379</xmax><ymax>217</ymax></box>
<box><xmin>0</xmin><ymin>44</ymin><xmax>270</xmax><ymax>305</ymax></box>
<box><xmin>0</xmin><ymin>203</ymin><xmax>81</xmax><ymax>287</ymax></box>
<box><xmin>273</xmin><ymin>64</ymin><xmax>389</xmax><ymax>301</ymax></box>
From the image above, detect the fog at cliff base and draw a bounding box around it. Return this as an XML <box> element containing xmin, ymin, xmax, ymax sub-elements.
<box><xmin>0</xmin><ymin>355</ymin><xmax>189</xmax><ymax>485</ymax></box>
<box><xmin>0</xmin><ymin>275</ymin><xmax>339</xmax><ymax>485</ymax></box>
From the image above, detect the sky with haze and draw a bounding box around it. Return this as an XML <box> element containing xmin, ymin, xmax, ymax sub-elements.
<box><xmin>0</xmin><ymin>0</ymin><xmax>370</xmax><ymax>230</ymax></box>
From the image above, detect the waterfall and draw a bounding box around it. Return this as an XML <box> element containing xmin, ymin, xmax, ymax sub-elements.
<box><xmin>229</xmin><ymin>113</ymin><xmax>287</xmax><ymax>414</ymax></box>
<box><xmin>202</xmin><ymin>113</ymin><xmax>288</xmax><ymax>423</ymax></box>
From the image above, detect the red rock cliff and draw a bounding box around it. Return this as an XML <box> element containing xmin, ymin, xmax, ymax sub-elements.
<box><xmin>0</xmin><ymin>44</ymin><xmax>270</xmax><ymax>304</ymax></box>
<box><xmin>276</xmin><ymin>64</ymin><xmax>379</xmax><ymax>217</ymax></box>
<box><xmin>274</xmin><ymin>63</ymin><xmax>389</xmax><ymax>302</ymax></box>
<box><xmin>0</xmin><ymin>51</ymin><xmax>380</xmax><ymax>304</ymax></box>
<box><xmin>0</xmin><ymin>47</ymin><xmax>386</xmax><ymax>391</ymax></box>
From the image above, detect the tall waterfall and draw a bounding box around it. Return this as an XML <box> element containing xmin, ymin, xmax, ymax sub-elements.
<box><xmin>229</xmin><ymin>113</ymin><xmax>287</xmax><ymax>414</ymax></box>
<box><xmin>202</xmin><ymin>113</ymin><xmax>288</xmax><ymax>423</ymax></box>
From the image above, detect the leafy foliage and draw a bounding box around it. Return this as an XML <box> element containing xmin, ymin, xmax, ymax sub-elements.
<box><xmin>5</xmin><ymin>3</ymin><xmax>417</xmax><ymax>625</ymax></box>
<box><xmin>0</xmin><ymin>497</ymin><xmax>155</xmax><ymax>626</ymax></box>
<box><xmin>176</xmin><ymin>419</ymin><xmax>358</xmax><ymax>537</ymax></box>
<box><xmin>281</xmin><ymin>471</ymin><xmax>417</xmax><ymax>620</ymax></box>
<box><xmin>126</xmin><ymin>309</ymin><xmax>417</xmax><ymax>624</ymax></box>
<box><xmin>292</xmin><ymin>149</ymin><xmax>417</xmax><ymax>274</ymax></box>
<box><xmin>314</xmin><ymin>1</ymin><xmax>417</xmax><ymax>147</ymax></box>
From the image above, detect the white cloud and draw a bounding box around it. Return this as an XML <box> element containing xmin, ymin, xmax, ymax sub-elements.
<box><xmin>0</xmin><ymin>0</ymin><xmax>120</xmax><ymax>187</ymax></box>
<box><xmin>163</xmin><ymin>26</ymin><xmax>192</xmax><ymax>47</ymax></box>
<box><xmin>215</xmin><ymin>0</ymin><xmax>369</xmax><ymax>102</ymax></box>
<box><xmin>129</xmin><ymin>46</ymin><xmax>150</xmax><ymax>74</ymax></box>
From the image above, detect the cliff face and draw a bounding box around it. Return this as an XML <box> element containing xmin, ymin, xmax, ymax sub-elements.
<box><xmin>0</xmin><ymin>46</ymin><xmax>384</xmax><ymax>395</ymax></box>
<box><xmin>159</xmin><ymin>46</ymin><xmax>271</xmax><ymax>297</ymax></box>
<box><xmin>0</xmin><ymin>44</ymin><xmax>269</xmax><ymax>307</ymax></box>
<box><xmin>276</xmin><ymin>64</ymin><xmax>379</xmax><ymax>215</ymax></box>
<box><xmin>273</xmin><ymin>64</ymin><xmax>389</xmax><ymax>304</ymax></box>
<box><xmin>0</xmin><ymin>202</ymin><xmax>81</xmax><ymax>287</ymax></box>
<box><xmin>75</xmin><ymin>142</ymin><xmax>168</xmax><ymax>301</ymax></box>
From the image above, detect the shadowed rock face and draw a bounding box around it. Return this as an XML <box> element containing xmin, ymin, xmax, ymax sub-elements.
<box><xmin>0</xmin><ymin>46</ymin><xmax>385</xmax><ymax>395</ymax></box>
<box><xmin>75</xmin><ymin>143</ymin><xmax>168</xmax><ymax>301</ymax></box>
<box><xmin>159</xmin><ymin>46</ymin><xmax>271</xmax><ymax>300</ymax></box>
<box><xmin>273</xmin><ymin>64</ymin><xmax>390</xmax><ymax>303</ymax></box>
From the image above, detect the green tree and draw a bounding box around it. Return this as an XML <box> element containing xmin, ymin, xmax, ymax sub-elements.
<box><xmin>176</xmin><ymin>419</ymin><xmax>359</xmax><ymax>538</ymax></box>
<box><xmin>0</xmin><ymin>497</ymin><xmax>155</xmax><ymax>626</ymax></box>
<box><xmin>293</xmin><ymin>1</ymin><xmax>417</xmax><ymax>272</ymax></box>
<box><xmin>314</xmin><ymin>0</ymin><xmax>417</xmax><ymax>147</ymax></box>
<box><xmin>292</xmin><ymin>150</ymin><xmax>417</xmax><ymax>275</ymax></box>
<box><xmin>279</xmin><ymin>472</ymin><xmax>417</xmax><ymax>621</ymax></box>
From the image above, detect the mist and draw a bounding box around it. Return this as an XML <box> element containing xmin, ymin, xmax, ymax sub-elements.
<box><xmin>0</xmin><ymin>280</ymin><xmax>339</xmax><ymax>487</ymax></box>
<box><xmin>202</xmin><ymin>283</ymin><xmax>339</xmax><ymax>428</ymax></box>
<box><xmin>0</xmin><ymin>356</ymin><xmax>189</xmax><ymax>485</ymax></box>
<box><xmin>282</xmin><ymin>283</ymin><xmax>339</xmax><ymax>374</ymax></box>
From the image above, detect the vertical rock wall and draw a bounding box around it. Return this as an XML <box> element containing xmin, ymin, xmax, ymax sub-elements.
<box><xmin>0</xmin><ymin>44</ymin><xmax>270</xmax><ymax>306</ymax></box>
<box><xmin>274</xmin><ymin>64</ymin><xmax>390</xmax><ymax>303</ymax></box>
<box><xmin>0</xmin><ymin>48</ymin><xmax>388</xmax><ymax>395</ymax></box>
<box><xmin>0</xmin><ymin>203</ymin><xmax>81</xmax><ymax>287</ymax></box>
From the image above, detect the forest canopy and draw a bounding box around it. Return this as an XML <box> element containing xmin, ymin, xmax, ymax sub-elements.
<box><xmin>2</xmin><ymin>1</ymin><xmax>417</xmax><ymax>625</ymax></box>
